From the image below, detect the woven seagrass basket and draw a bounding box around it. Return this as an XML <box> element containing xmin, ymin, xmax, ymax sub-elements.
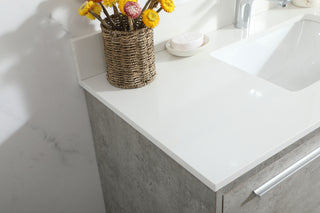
<box><xmin>101</xmin><ymin>14</ymin><xmax>156</xmax><ymax>89</ymax></box>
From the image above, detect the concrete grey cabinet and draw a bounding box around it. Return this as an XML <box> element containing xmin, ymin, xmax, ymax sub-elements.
<box><xmin>221</xmin><ymin>128</ymin><xmax>320</xmax><ymax>213</ymax></box>
<box><xmin>223</xmin><ymin>153</ymin><xmax>320</xmax><ymax>213</ymax></box>
<box><xmin>85</xmin><ymin>92</ymin><xmax>320</xmax><ymax>213</ymax></box>
<box><xmin>85</xmin><ymin>92</ymin><xmax>216</xmax><ymax>213</ymax></box>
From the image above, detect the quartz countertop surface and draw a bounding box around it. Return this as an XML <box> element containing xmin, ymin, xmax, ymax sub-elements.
<box><xmin>71</xmin><ymin>7</ymin><xmax>320</xmax><ymax>191</ymax></box>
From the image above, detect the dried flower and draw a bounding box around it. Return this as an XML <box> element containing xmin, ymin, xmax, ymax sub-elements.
<box><xmin>142</xmin><ymin>9</ymin><xmax>159</xmax><ymax>28</ymax></box>
<box><xmin>118</xmin><ymin>0</ymin><xmax>137</xmax><ymax>14</ymax></box>
<box><xmin>124</xmin><ymin>2</ymin><xmax>142</xmax><ymax>19</ymax></box>
<box><xmin>103</xmin><ymin>0</ymin><xmax>118</xmax><ymax>7</ymax></box>
<box><xmin>78</xmin><ymin>1</ymin><xmax>102</xmax><ymax>20</ymax></box>
<box><xmin>160</xmin><ymin>0</ymin><xmax>175</xmax><ymax>13</ymax></box>
<box><xmin>77</xmin><ymin>0</ymin><xmax>174</xmax><ymax>31</ymax></box>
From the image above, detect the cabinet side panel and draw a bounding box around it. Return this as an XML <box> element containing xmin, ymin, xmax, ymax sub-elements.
<box><xmin>85</xmin><ymin>92</ymin><xmax>216</xmax><ymax>213</ymax></box>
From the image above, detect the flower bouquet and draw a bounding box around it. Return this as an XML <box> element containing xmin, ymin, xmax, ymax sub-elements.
<box><xmin>78</xmin><ymin>0</ymin><xmax>175</xmax><ymax>89</ymax></box>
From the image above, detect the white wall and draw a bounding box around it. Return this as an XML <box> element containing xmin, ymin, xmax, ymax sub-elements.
<box><xmin>0</xmin><ymin>0</ymin><xmax>271</xmax><ymax>212</ymax></box>
<box><xmin>0</xmin><ymin>0</ymin><xmax>105</xmax><ymax>212</ymax></box>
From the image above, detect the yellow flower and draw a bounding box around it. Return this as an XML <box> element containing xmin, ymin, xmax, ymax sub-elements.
<box><xmin>160</xmin><ymin>0</ymin><xmax>175</xmax><ymax>13</ymax></box>
<box><xmin>142</xmin><ymin>9</ymin><xmax>159</xmax><ymax>28</ymax></box>
<box><xmin>78</xmin><ymin>1</ymin><xmax>102</xmax><ymax>20</ymax></box>
<box><xmin>118</xmin><ymin>0</ymin><xmax>137</xmax><ymax>14</ymax></box>
<box><xmin>103</xmin><ymin>0</ymin><xmax>118</xmax><ymax>7</ymax></box>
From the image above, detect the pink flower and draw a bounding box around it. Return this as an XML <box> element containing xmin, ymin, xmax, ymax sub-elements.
<box><xmin>124</xmin><ymin>1</ymin><xmax>141</xmax><ymax>19</ymax></box>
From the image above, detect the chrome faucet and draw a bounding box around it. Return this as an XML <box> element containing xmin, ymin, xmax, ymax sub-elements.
<box><xmin>235</xmin><ymin>0</ymin><xmax>291</xmax><ymax>29</ymax></box>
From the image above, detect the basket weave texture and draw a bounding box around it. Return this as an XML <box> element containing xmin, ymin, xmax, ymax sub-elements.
<box><xmin>101</xmin><ymin>15</ymin><xmax>156</xmax><ymax>89</ymax></box>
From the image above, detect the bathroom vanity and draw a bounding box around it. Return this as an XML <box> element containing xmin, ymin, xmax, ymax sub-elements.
<box><xmin>72</xmin><ymin>7</ymin><xmax>320</xmax><ymax>213</ymax></box>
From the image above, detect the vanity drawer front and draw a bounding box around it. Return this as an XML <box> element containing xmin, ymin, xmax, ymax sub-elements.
<box><xmin>223</xmin><ymin>135</ymin><xmax>320</xmax><ymax>213</ymax></box>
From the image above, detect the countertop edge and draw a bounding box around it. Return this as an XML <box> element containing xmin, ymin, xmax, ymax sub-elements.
<box><xmin>80</xmin><ymin>78</ymin><xmax>320</xmax><ymax>192</ymax></box>
<box><xmin>80</xmin><ymin>80</ymin><xmax>219</xmax><ymax>191</ymax></box>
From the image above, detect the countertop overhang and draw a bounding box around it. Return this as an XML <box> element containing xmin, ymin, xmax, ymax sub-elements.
<box><xmin>71</xmin><ymin>7</ymin><xmax>320</xmax><ymax>191</ymax></box>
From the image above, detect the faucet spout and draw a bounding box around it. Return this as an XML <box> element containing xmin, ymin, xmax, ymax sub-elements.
<box><xmin>235</xmin><ymin>0</ymin><xmax>254</xmax><ymax>29</ymax></box>
<box><xmin>235</xmin><ymin>0</ymin><xmax>291</xmax><ymax>29</ymax></box>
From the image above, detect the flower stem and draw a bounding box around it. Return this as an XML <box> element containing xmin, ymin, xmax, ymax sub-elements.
<box><xmin>148</xmin><ymin>0</ymin><xmax>156</xmax><ymax>9</ymax></box>
<box><xmin>113</xmin><ymin>4</ymin><xmax>119</xmax><ymax>16</ymax></box>
<box><xmin>142</xmin><ymin>0</ymin><xmax>152</xmax><ymax>12</ymax></box>
<box><xmin>156</xmin><ymin>8</ymin><xmax>162</xmax><ymax>13</ymax></box>
<box><xmin>128</xmin><ymin>17</ymin><xmax>134</xmax><ymax>31</ymax></box>
<box><xmin>99</xmin><ymin>2</ymin><xmax>117</xmax><ymax>29</ymax></box>
<box><xmin>137</xmin><ymin>0</ymin><xmax>152</xmax><ymax>28</ymax></box>
<box><xmin>133</xmin><ymin>17</ymin><xmax>139</xmax><ymax>29</ymax></box>
<box><xmin>112</xmin><ymin>4</ymin><xmax>121</xmax><ymax>30</ymax></box>
<box><xmin>89</xmin><ymin>11</ymin><xmax>109</xmax><ymax>29</ymax></box>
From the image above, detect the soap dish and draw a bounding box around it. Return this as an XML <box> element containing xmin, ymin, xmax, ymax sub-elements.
<box><xmin>165</xmin><ymin>34</ymin><xmax>210</xmax><ymax>57</ymax></box>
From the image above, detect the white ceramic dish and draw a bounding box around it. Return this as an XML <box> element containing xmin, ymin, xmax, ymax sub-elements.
<box><xmin>165</xmin><ymin>34</ymin><xmax>210</xmax><ymax>57</ymax></box>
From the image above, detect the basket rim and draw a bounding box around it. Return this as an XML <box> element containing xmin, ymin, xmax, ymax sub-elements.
<box><xmin>100</xmin><ymin>23</ymin><xmax>152</xmax><ymax>34</ymax></box>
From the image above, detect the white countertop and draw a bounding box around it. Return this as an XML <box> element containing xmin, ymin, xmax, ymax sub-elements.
<box><xmin>72</xmin><ymin>7</ymin><xmax>320</xmax><ymax>191</ymax></box>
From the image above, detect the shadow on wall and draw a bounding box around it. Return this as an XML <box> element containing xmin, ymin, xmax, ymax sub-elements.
<box><xmin>0</xmin><ymin>0</ymin><xmax>105</xmax><ymax>212</ymax></box>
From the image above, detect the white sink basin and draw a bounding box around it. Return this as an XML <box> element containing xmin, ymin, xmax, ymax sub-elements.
<box><xmin>211</xmin><ymin>15</ymin><xmax>320</xmax><ymax>91</ymax></box>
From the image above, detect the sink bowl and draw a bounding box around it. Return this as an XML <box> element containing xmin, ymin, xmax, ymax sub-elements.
<box><xmin>211</xmin><ymin>15</ymin><xmax>320</xmax><ymax>91</ymax></box>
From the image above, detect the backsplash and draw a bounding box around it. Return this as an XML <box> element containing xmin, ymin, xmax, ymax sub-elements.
<box><xmin>153</xmin><ymin>0</ymin><xmax>274</xmax><ymax>46</ymax></box>
<box><xmin>69</xmin><ymin>0</ymin><xmax>274</xmax><ymax>48</ymax></box>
